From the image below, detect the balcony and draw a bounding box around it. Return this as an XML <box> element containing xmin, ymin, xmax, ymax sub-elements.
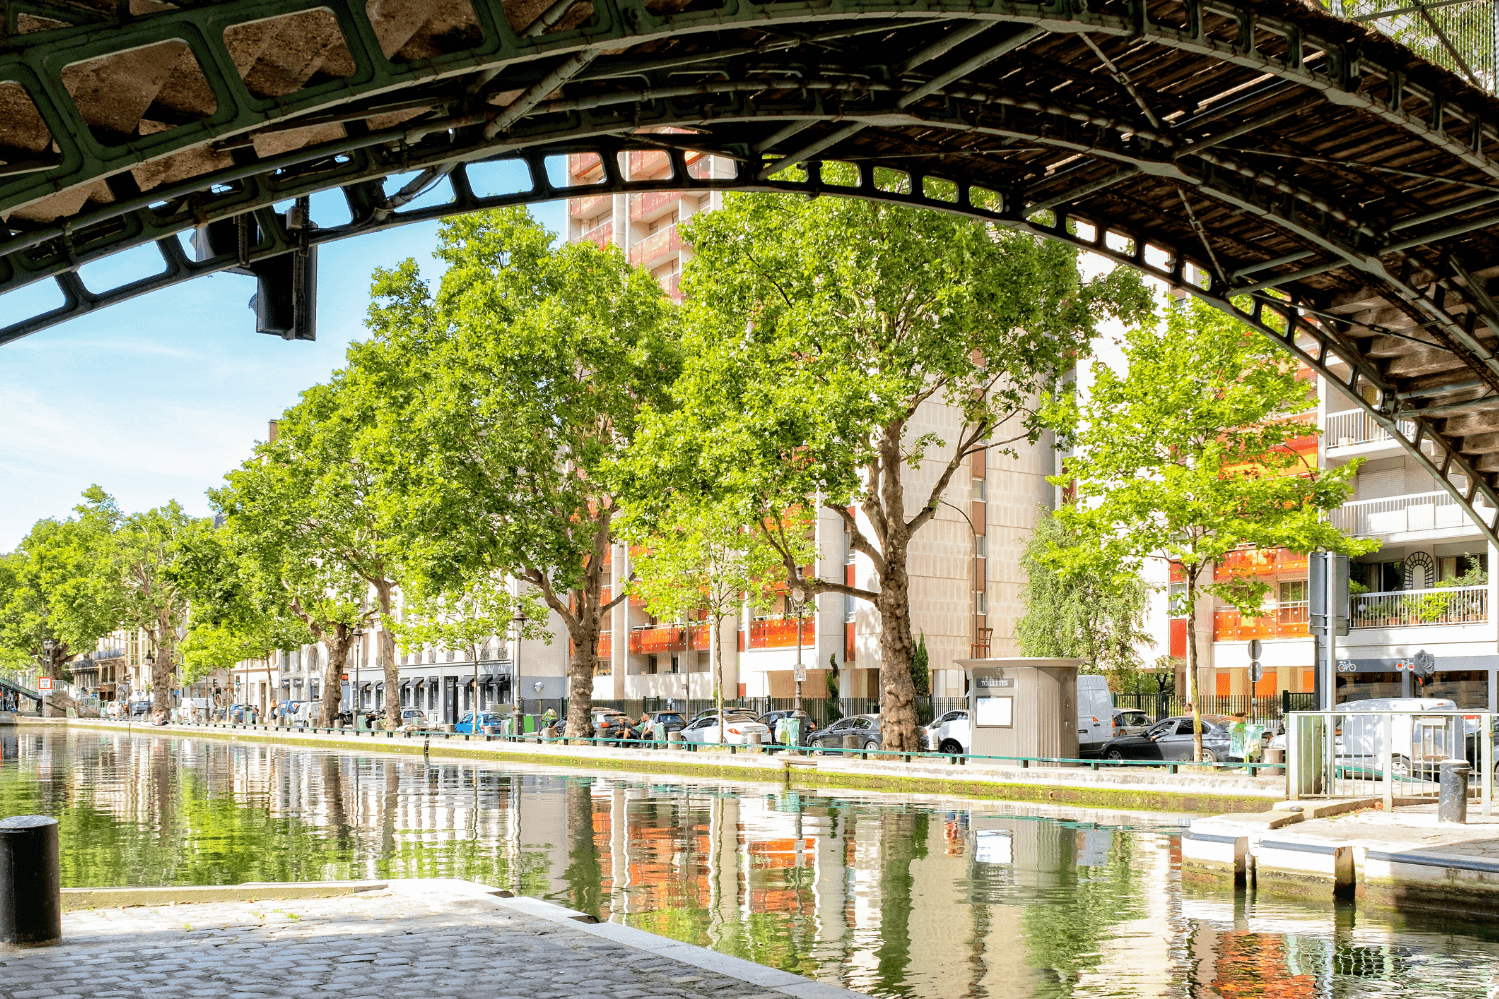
<box><xmin>569</xmin><ymin>193</ymin><xmax>610</xmax><ymax>219</ymax></box>
<box><xmin>629</xmin><ymin>190</ymin><xmax>681</xmax><ymax>222</ymax></box>
<box><xmin>580</xmin><ymin>220</ymin><xmax>613</xmax><ymax>250</ymax></box>
<box><xmin>661</xmin><ymin>271</ymin><xmax>682</xmax><ymax>300</ymax></box>
<box><xmin>568</xmin><ymin>153</ymin><xmax>604</xmax><ymax>184</ymax></box>
<box><xmin>747</xmin><ymin>617</ymin><xmax>816</xmax><ymax>650</ymax></box>
<box><xmin>628</xmin><ymin>224</ymin><xmax>680</xmax><ymax>267</ymax></box>
<box><xmin>1217</xmin><ymin>548</ymin><xmax>1309</xmax><ymax>578</ymax></box>
<box><xmin>1213</xmin><ymin>602</ymin><xmax>1309</xmax><ymax>642</ymax></box>
<box><xmin>628</xmin><ymin>624</ymin><xmax>710</xmax><ymax>654</ymax></box>
<box><xmin>1351</xmin><ymin>585</ymin><xmax>1487</xmax><ymax>628</ymax></box>
<box><xmin>1331</xmin><ymin>490</ymin><xmax>1493</xmax><ymax>538</ymax></box>
<box><xmin>1325</xmin><ymin>410</ymin><xmax>1415</xmax><ymax>452</ymax></box>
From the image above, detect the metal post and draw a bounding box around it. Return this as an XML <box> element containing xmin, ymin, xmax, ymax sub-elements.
<box><xmin>1484</xmin><ymin>713</ymin><xmax>1493</xmax><ymax>817</ymax></box>
<box><xmin>0</xmin><ymin>815</ymin><xmax>61</xmax><ymax>947</ymax></box>
<box><xmin>1382</xmin><ymin>712</ymin><xmax>1394</xmax><ymax>812</ymax></box>
<box><xmin>793</xmin><ymin>587</ymin><xmax>804</xmax><ymax>714</ymax></box>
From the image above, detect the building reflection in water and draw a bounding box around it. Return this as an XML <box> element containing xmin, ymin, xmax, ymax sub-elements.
<box><xmin>3</xmin><ymin>730</ymin><xmax>1499</xmax><ymax>999</ymax></box>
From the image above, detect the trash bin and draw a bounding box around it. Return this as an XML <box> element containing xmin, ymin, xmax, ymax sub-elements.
<box><xmin>1439</xmin><ymin>758</ymin><xmax>1471</xmax><ymax>824</ymax></box>
<box><xmin>668</xmin><ymin>731</ymin><xmax>683</xmax><ymax>750</ymax></box>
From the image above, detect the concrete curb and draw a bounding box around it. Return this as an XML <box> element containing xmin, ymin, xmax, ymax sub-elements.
<box><xmin>59</xmin><ymin>881</ymin><xmax>388</xmax><ymax>911</ymax></box>
<box><xmin>38</xmin><ymin>717</ymin><xmax>1283</xmax><ymax>813</ymax></box>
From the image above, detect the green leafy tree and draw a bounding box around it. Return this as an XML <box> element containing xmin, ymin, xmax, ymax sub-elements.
<box><xmin>112</xmin><ymin>499</ymin><xmax>209</xmax><ymax>713</ymax></box>
<box><xmin>210</xmin><ymin>415</ymin><xmax>394</xmax><ymax>726</ymax></box>
<box><xmin>622</xmin><ymin>498</ymin><xmax>803</xmax><ymax>737</ymax></box>
<box><xmin>1045</xmin><ymin>297</ymin><xmax>1377</xmax><ymax>760</ymax></box>
<box><xmin>0</xmin><ymin>494</ymin><xmax>122</xmax><ymax>712</ymax></box>
<box><xmin>356</xmin><ymin>207</ymin><xmax>679</xmax><ymax>738</ymax></box>
<box><xmin>639</xmin><ymin>186</ymin><xmax>1151</xmax><ymax>750</ymax></box>
<box><xmin>1017</xmin><ymin>508</ymin><xmax>1152</xmax><ymax>688</ymax></box>
<box><xmin>911</xmin><ymin>635</ymin><xmax>930</xmax><ymax>698</ymax></box>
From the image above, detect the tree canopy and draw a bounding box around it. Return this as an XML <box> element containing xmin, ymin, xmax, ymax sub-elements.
<box><xmin>1045</xmin><ymin>295</ymin><xmax>1377</xmax><ymax>757</ymax></box>
<box><xmin>631</xmin><ymin>185</ymin><xmax>1153</xmax><ymax>749</ymax></box>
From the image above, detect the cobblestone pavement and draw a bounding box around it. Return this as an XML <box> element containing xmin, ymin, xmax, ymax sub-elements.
<box><xmin>0</xmin><ymin>880</ymin><xmax>865</xmax><ymax>999</ymax></box>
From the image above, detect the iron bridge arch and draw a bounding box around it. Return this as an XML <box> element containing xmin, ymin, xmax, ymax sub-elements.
<box><xmin>5</xmin><ymin>0</ymin><xmax>1499</xmax><ymax>540</ymax></box>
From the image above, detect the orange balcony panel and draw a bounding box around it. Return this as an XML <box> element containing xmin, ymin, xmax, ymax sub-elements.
<box><xmin>749</xmin><ymin>617</ymin><xmax>815</xmax><ymax>649</ymax></box>
<box><xmin>845</xmin><ymin>622</ymin><xmax>855</xmax><ymax>662</ymax></box>
<box><xmin>662</xmin><ymin>271</ymin><xmax>682</xmax><ymax>300</ymax></box>
<box><xmin>628</xmin><ymin>225</ymin><xmax>680</xmax><ymax>267</ymax></box>
<box><xmin>1169</xmin><ymin>618</ymin><xmax>1186</xmax><ymax>658</ymax></box>
<box><xmin>569</xmin><ymin>193</ymin><xmax>610</xmax><ymax>219</ymax></box>
<box><xmin>598</xmin><ymin>633</ymin><xmax>612</xmax><ymax>656</ymax></box>
<box><xmin>581</xmin><ymin>221</ymin><xmax>612</xmax><ymax>250</ymax></box>
<box><xmin>569</xmin><ymin>152</ymin><xmax>604</xmax><ymax>183</ymax></box>
<box><xmin>629</xmin><ymin>625</ymin><xmax>689</xmax><ymax>655</ymax></box>
<box><xmin>629</xmin><ymin>189</ymin><xmax>682</xmax><ymax>221</ymax></box>
<box><xmin>628</xmin><ymin>149</ymin><xmax>672</xmax><ymax>178</ymax></box>
<box><xmin>688</xmin><ymin>624</ymin><xmax>710</xmax><ymax>650</ymax></box>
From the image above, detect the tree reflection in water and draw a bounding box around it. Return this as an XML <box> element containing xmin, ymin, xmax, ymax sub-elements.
<box><xmin>3</xmin><ymin>730</ymin><xmax>1498</xmax><ymax>999</ymax></box>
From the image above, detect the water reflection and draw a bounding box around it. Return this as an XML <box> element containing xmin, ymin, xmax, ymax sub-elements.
<box><xmin>3</xmin><ymin>730</ymin><xmax>1499</xmax><ymax>998</ymax></box>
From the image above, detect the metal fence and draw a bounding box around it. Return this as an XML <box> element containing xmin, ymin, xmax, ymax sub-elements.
<box><xmin>1286</xmin><ymin>709</ymin><xmax>1494</xmax><ymax>811</ymax></box>
<box><xmin>1113</xmin><ymin>691</ymin><xmax>1315</xmax><ymax>723</ymax></box>
<box><xmin>537</xmin><ymin>695</ymin><xmax>969</xmax><ymax>730</ymax></box>
<box><xmin>1327</xmin><ymin>0</ymin><xmax>1498</xmax><ymax>94</ymax></box>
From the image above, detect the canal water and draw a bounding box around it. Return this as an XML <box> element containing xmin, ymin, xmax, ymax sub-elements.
<box><xmin>3</xmin><ymin>729</ymin><xmax>1498</xmax><ymax>999</ymax></box>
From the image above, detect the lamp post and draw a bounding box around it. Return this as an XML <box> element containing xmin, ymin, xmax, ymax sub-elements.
<box><xmin>791</xmin><ymin>587</ymin><xmax>806</xmax><ymax>714</ymax></box>
<box><xmin>511</xmin><ymin>609</ymin><xmax>528</xmax><ymax>740</ymax></box>
<box><xmin>938</xmin><ymin>499</ymin><xmax>982</xmax><ymax>662</ymax></box>
<box><xmin>144</xmin><ymin>651</ymin><xmax>155</xmax><ymax>717</ymax></box>
<box><xmin>350</xmin><ymin>626</ymin><xmax>366</xmax><ymax>729</ymax></box>
<box><xmin>41</xmin><ymin>640</ymin><xmax>55</xmax><ymax>718</ymax></box>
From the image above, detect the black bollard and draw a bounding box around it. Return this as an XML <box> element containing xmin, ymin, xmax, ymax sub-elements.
<box><xmin>0</xmin><ymin>815</ymin><xmax>61</xmax><ymax>947</ymax></box>
<box><xmin>1439</xmin><ymin>759</ymin><xmax>1472</xmax><ymax>824</ymax></box>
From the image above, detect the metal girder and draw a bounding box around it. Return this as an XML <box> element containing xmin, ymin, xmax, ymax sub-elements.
<box><xmin>7</xmin><ymin>0</ymin><xmax>1499</xmax><ymax>543</ymax></box>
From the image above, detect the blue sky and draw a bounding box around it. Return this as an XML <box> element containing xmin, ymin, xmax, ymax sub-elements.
<box><xmin>0</xmin><ymin>197</ymin><xmax>568</xmax><ymax>550</ymax></box>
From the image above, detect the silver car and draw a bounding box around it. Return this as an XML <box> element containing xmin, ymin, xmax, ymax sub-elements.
<box><xmin>682</xmin><ymin>711</ymin><xmax>772</xmax><ymax>745</ymax></box>
<box><xmin>924</xmin><ymin>709</ymin><xmax>970</xmax><ymax>755</ymax></box>
<box><xmin>1112</xmin><ymin>709</ymin><xmax>1151</xmax><ymax>738</ymax></box>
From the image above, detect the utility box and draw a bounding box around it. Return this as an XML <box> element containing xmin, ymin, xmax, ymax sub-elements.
<box><xmin>955</xmin><ymin>658</ymin><xmax>1081</xmax><ymax>763</ymax></box>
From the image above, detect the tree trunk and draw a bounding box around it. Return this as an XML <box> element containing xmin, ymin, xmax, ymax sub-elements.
<box><xmin>564</xmin><ymin>611</ymin><xmax>601</xmax><ymax>739</ymax></box>
<box><xmin>712</xmin><ymin>607</ymin><xmax>723</xmax><ymax>744</ymax></box>
<box><xmin>1185</xmin><ymin>569</ymin><xmax>1202</xmax><ymax>763</ymax></box>
<box><xmin>152</xmin><ymin>635</ymin><xmax>175</xmax><ymax>714</ymax></box>
<box><xmin>876</xmin><ymin>544</ymin><xmax>920</xmax><ymax>752</ymax></box>
<box><xmin>320</xmin><ymin>625</ymin><xmax>352</xmax><ymax>727</ymax></box>
<box><xmin>376</xmin><ymin>582</ymin><xmax>400</xmax><ymax>728</ymax></box>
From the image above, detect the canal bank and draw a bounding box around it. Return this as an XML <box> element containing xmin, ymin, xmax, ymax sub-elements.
<box><xmin>32</xmin><ymin>717</ymin><xmax>1283</xmax><ymax>813</ymax></box>
<box><xmin>1184</xmin><ymin>800</ymin><xmax>1499</xmax><ymax>916</ymax></box>
<box><xmin>6</xmin><ymin>879</ymin><xmax>872</xmax><ymax>999</ymax></box>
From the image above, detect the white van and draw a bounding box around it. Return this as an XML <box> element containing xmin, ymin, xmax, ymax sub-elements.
<box><xmin>1337</xmin><ymin>697</ymin><xmax>1460</xmax><ymax>775</ymax></box>
<box><xmin>1077</xmin><ymin>675</ymin><xmax>1113</xmax><ymax>757</ymax></box>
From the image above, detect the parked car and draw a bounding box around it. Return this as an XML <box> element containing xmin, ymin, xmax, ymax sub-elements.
<box><xmin>592</xmin><ymin>709</ymin><xmax>640</xmax><ymax>741</ymax></box>
<box><xmin>400</xmin><ymin>708</ymin><xmax>430</xmax><ymax>729</ymax></box>
<box><xmin>129</xmin><ymin>700</ymin><xmax>150</xmax><ymax>717</ymax></box>
<box><xmin>455</xmin><ymin>711</ymin><xmax>507</xmax><ymax>734</ymax></box>
<box><xmin>758</xmin><ymin>709</ymin><xmax>814</xmax><ymax>745</ymax></box>
<box><xmin>681</xmin><ymin>711</ymin><xmax>771</xmax><ymax>745</ymax></box>
<box><xmin>1097</xmin><ymin>715</ymin><xmax>1239</xmax><ymax>764</ymax></box>
<box><xmin>647</xmin><ymin>711</ymin><xmax>689</xmax><ymax>736</ymax></box>
<box><xmin>923</xmin><ymin>709</ymin><xmax>970</xmax><ymax>755</ymax></box>
<box><xmin>807</xmin><ymin>714</ymin><xmax>883</xmax><ymax>753</ymax></box>
<box><xmin>1112</xmin><ymin>709</ymin><xmax>1152</xmax><ymax>738</ymax></box>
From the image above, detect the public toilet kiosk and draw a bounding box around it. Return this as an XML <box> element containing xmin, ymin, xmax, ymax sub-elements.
<box><xmin>955</xmin><ymin>657</ymin><xmax>1081</xmax><ymax>764</ymax></box>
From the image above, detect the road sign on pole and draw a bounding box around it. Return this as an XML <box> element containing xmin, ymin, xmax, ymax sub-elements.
<box><xmin>1249</xmin><ymin>661</ymin><xmax>1264</xmax><ymax>683</ymax></box>
<box><xmin>36</xmin><ymin>677</ymin><xmax>52</xmax><ymax>692</ymax></box>
<box><xmin>1247</xmin><ymin>639</ymin><xmax>1263</xmax><ymax>660</ymax></box>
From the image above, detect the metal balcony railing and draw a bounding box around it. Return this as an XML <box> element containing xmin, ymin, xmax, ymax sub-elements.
<box><xmin>568</xmin><ymin>193</ymin><xmax>610</xmax><ymax>219</ymax></box>
<box><xmin>1324</xmin><ymin>409</ymin><xmax>1415</xmax><ymax>450</ymax></box>
<box><xmin>628</xmin><ymin>224</ymin><xmax>680</xmax><ymax>266</ymax></box>
<box><xmin>580</xmin><ymin>220</ymin><xmax>613</xmax><ymax>250</ymax></box>
<box><xmin>1214</xmin><ymin>601</ymin><xmax>1310</xmax><ymax>641</ymax></box>
<box><xmin>1331</xmin><ymin>490</ymin><xmax>1492</xmax><ymax>536</ymax></box>
<box><xmin>1351</xmin><ymin>585</ymin><xmax>1488</xmax><ymax>628</ymax></box>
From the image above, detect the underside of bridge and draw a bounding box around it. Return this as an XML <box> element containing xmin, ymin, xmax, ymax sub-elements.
<box><xmin>5</xmin><ymin>0</ymin><xmax>1499</xmax><ymax>539</ymax></box>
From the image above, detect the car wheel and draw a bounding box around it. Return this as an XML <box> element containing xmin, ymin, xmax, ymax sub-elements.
<box><xmin>813</xmin><ymin>738</ymin><xmax>827</xmax><ymax>755</ymax></box>
<box><xmin>1105</xmin><ymin>748</ymin><xmax>1125</xmax><ymax>763</ymax></box>
<box><xmin>863</xmin><ymin>740</ymin><xmax>879</xmax><ymax>751</ymax></box>
<box><xmin>1200</xmin><ymin>748</ymin><xmax>1218</xmax><ymax>764</ymax></box>
<box><xmin>1390</xmin><ymin>755</ymin><xmax>1412</xmax><ymax>777</ymax></box>
<box><xmin>939</xmin><ymin>739</ymin><xmax>963</xmax><ymax>755</ymax></box>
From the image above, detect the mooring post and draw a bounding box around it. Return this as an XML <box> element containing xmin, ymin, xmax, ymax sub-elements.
<box><xmin>0</xmin><ymin>815</ymin><xmax>61</xmax><ymax>948</ymax></box>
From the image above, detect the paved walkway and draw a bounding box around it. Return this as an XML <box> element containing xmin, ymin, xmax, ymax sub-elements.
<box><xmin>1</xmin><ymin>880</ymin><xmax>865</xmax><ymax>999</ymax></box>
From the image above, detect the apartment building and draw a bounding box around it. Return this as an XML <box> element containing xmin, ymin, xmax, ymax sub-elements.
<box><xmin>1166</xmin><ymin>359</ymin><xmax>1499</xmax><ymax>711</ymax></box>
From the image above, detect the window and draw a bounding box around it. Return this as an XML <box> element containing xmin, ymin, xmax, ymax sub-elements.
<box><xmin>974</xmin><ymin>695</ymin><xmax>1013</xmax><ymax>727</ymax></box>
<box><xmin>975</xmin><ymin>590</ymin><xmax>987</xmax><ymax>615</ymax></box>
<box><xmin>971</xmin><ymin>477</ymin><xmax>986</xmax><ymax>501</ymax></box>
<box><xmin>1167</xmin><ymin>583</ymin><xmax>1187</xmax><ymax>617</ymax></box>
<box><xmin>1279</xmin><ymin>580</ymin><xmax>1307</xmax><ymax>604</ymax></box>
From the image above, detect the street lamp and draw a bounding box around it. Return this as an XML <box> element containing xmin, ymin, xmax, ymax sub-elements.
<box><xmin>790</xmin><ymin>586</ymin><xmax>807</xmax><ymax>715</ymax></box>
<box><xmin>938</xmin><ymin>499</ymin><xmax>984</xmax><ymax>663</ymax></box>
<box><xmin>41</xmin><ymin>639</ymin><xmax>56</xmax><ymax>717</ymax></box>
<box><xmin>511</xmin><ymin>609</ymin><xmax>529</xmax><ymax>740</ymax></box>
<box><xmin>351</xmin><ymin>625</ymin><xmax>366</xmax><ymax>730</ymax></box>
